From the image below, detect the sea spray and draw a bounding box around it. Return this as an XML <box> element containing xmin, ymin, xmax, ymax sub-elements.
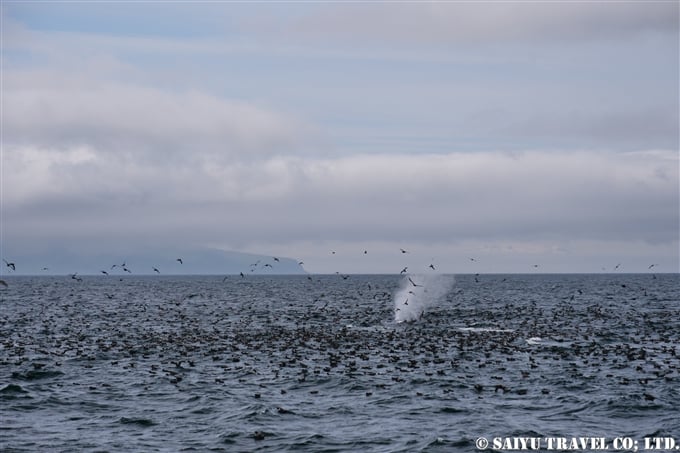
<box><xmin>393</xmin><ymin>274</ymin><xmax>455</xmax><ymax>323</ymax></box>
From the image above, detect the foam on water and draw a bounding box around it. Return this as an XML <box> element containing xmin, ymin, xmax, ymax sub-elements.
<box><xmin>393</xmin><ymin>274</ymin><xmax>455</xmax><ymax>323</ymax></box>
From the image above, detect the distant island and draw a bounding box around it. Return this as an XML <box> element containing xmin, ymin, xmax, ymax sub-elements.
<box><xmin>1</xmin><ymin>248</ymin><xmax>307</xmax><ymax>276</ymax></box>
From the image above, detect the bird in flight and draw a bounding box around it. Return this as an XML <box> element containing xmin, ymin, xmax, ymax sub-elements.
<box><xmin>176</xmin><ymin>258</ymin><xmax>183</xmax><ymax>264</ymax></box>
<box><xmin>3</xmin><ymin>260</ymin><xmax>16</xmax><ymax>271</ymax></box>
<box><xmin>648</xmin><ymin>264</ymin><xmax>658</xmax><ymax>269</ymax></box>
<box><xmin>101</xmin><ymin>270</ymin><xmax>109</xmax><ymax>275</ymax></box>
<box><xmin>400</xmin><ymin>248</ymin><xmax>408</xmax><ymax>254</ymax></box>
<box><xmin>400</xmin><ymin>267</ymin><xmax>408</xmax><ymax>274</ymax></box>
<box><xmin>153</xmin><ymin>267</ymin><xmax>160</xmax><ymax>274</ymax></box>
<box><xmin>429</xmin><ymin>264</ymin><xmax>436</xmax><ymax>270</ymax></box>
<box><xmin>408</xmin><ymin>277</ymin><xmax>423</xmax><ymax>287</ymax></box>
<box><xmin>273</xmin><ymin>257</ymin><xmax>280</xmax><ymax>262</ymax></box>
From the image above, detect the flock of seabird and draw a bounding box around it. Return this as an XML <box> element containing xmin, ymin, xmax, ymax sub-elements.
<box><xmin>0</xmin><ymin>249</ymin><xmax>676</xmax><ymax>448</ymax></box>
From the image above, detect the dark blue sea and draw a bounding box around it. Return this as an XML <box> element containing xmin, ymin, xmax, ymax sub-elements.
<box><xmin>1</xmin><ymin>273</ymin><xmax>678</xmax><ymax>452</ymax></box>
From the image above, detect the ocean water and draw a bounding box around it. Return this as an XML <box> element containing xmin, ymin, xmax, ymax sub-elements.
<box><xmin>1</xmin><ymin>273</ymin><xmax>678</xmax><ymax>452</ymax></box>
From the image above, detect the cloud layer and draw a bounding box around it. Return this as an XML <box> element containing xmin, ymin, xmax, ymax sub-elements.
<box><xmin>1</xmin><ymin>2</ymin><xmax>678</xmax><ymax>273</ymax></box>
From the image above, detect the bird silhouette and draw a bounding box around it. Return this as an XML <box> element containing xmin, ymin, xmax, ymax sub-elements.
<box><xmin>273</xmin><ymin>257</ymin><xmax>280</xmax><ymax>262</ymax></box>
<box><xmin>100</xmin><ymin>270</ymin><xmax>109</xmax><ymax>275</ymax></box>
<box><xmin>408</xmin><ymin>277</ymin><xmax>422</xmax><ymax>287</ymax></box>
<box><xmin>3</xmin><ymin>260</ymin><xmax>16</xmax><ymax>271</ymax></box>
<box><xmin>429</xmin><ymin>264</ymin><xmax>436</xmax><ymax>270</ymax></box>
<box><xmin>176</xmin><ymin>258</ymin><xmax>183</xmax><ymax>264</ymax></box>
<box><xmin>400</xmin><ymin>267</ymin><xmax>408</xmax><ymax>274</ymax></box>
<box><xmin>153</xmin><ymin>267</ymin><xmax>160</xmax><ymax>274</ymax></box>
<box><xmin>400</xmin><ymin>248</ymin><xmax>408</xmax><ymax>254</ymax></box>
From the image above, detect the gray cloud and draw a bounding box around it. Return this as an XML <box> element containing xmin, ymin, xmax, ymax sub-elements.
<box><xmin>288</xmin><ymin>2</ymin><xmax>678</xmax><ymax>48</ymax></box>
<box><xmin>2</xmin><ymin>3</ymin><xmax>678</xmax><ymax>274</ymax></box>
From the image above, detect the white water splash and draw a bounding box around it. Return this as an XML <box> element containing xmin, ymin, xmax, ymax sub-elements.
<box><xmin>393</xmin><ymin>274</ymin><xmax>455</xmax><ymax>323</ymax></box>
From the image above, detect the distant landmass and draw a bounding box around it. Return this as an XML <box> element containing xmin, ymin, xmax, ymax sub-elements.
<box><xmin>1</xmin><ymin>248</ymin><xmax>306</xmax><ymax>276</ymax></box>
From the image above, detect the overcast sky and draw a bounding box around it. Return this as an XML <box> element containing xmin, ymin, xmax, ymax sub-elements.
<box><xmin>1</xmin><ymin>1</ymin><xmax>678</xmax><ymax>274</ymax></box>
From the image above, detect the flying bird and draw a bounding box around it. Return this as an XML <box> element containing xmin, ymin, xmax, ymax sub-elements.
<box><xmin>176</xmin><ymin>258</ymin><xmax>183</xmax><ymax>264</ymax></box>
<box><xmin>100</xmin><ymin>270</ymin><xmax>109</xmax><ymax>275</ymax></box>
<box><xmin>400</xmin><ymin>267</ymin><xmax>408</xmax><ymax>274</ymax></box>
<box><xmin>648</xmin><ymin>264</ymin><xmax>658</xmax><ymax>269</ymax></box>
<box><xmin>3</xmin><ymin>260</ymin><xmax>16</xmax><ymax>271</ymax></box>
<box><xmin>408</xmin><ymin>277</ymin><xmax>422</xmax><ymax>287</ymax></box>
<box><xmin>153</xmin><ymin>267</ymin><xmax>160</xmax><ymax>274</ymax></box>
<box><xmin>429</xmin><ymin>264</ymin><xmax>436</xmax><ymax>270</ymax></box>
<box><xmin>273</xmin><ymin>257</ymin><xmax>280</xmax><ymax>262</ymax></box>
<box><xmin>614</xmin><ymin>263</ymin><xmax>621</xmax><ymax>270</ymax></box>
<box><xmin>400</xmin><ymin>248</ymin><xmax>408</xmax><ymax>254</ymax></box>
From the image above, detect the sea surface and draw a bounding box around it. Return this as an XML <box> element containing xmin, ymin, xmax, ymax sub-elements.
<box><xmin>1</xmin><ymin>273</ymin><xmax>678</xmax><ymax>452</ymax></box>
